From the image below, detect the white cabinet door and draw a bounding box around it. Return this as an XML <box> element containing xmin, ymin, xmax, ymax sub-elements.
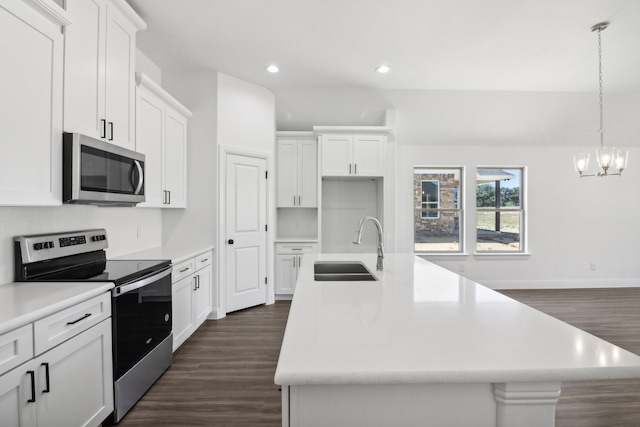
<box><xmin>64</xmin><ymin>0</ymin><xmax>142</xmax><ymax>149</ymax></box>
<box><xmin>298</xmin><ymin>140</ymin><xmax>317</xmax><ymax>207</ymax></box>
<box><xmin>353</xmin><ymin>135</ymin><xmax>385</xmax><ymax>177</ymax></box>
<box><xmin>35</xmin><ymin>319</ymin><xmax>113</xmax><ymax>427</ymax></box>
<box><xmin>277</xmin><ymin>141</ymin><xmax>298</xmax><ymax>207</ymax></box>
<box><xmin>63</xmin><ymin>0</ymin><xmax>106</xmax><ymax>140</ymax></box>
<box><xmin>164</xmin><ymin>106</ymin><xmax>188</xmax><ymax>208</ymax></box>
<box><xmin>172</xmin><ymin>274</ymin><xmax>195</xmax><ymax>352</ymax></box>
<box><xmin>135</xmin><ymin>87</ymin><xmax>165</xmax><ymax>207</ymax></box>
<box><xmin>193</xmin><ymin>264</ymin><xmax>213</xmax><ymax>328</ymax></box>
<box><xmin>275</xmin><ymin>255</ymin><xmax>297</xmax><ymax>295</ymax></box>
<box><xmin>0</xmin><ymin>0</ymin><xmax>63</xmax><ymax>206</ymax></box>
<box><xmin>0</xmin><ymin>319</ymin><xmax>112</xmax><ymax>427</ymax></box>
<box><xmin>0</xmin><ymin>359</ymin><xmax>38</xmax><ymax>427</ymax></box>
<box><xmin>136</xmin><ymin>74</ymin><xmax>190</xmax><ymax>208</ymax></box>
<box><xmin>103</xmin><ymin>2</ymin><xmax>136</xmax><ymax>149</ymax></box>
<box><xmin>321</xmin><ymin>134</ymin><xmax>352</xmax><ymax>176</ymax></box>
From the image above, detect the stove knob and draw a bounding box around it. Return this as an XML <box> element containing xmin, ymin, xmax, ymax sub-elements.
<box><xmin>34</xmin><ymin>243</ymin><xmax>43</xmax><ymax>250</ymax></box>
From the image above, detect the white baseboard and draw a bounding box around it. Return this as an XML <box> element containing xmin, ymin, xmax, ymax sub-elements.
<box><xmin>481</xmin><ymin>278</ymin><xmax>640</xmax><ymax>290</ymax></box>
<box><xmin>207</xmin><ymin>307</ymin><xmax>225</xmax><ymax>319</ymax></box>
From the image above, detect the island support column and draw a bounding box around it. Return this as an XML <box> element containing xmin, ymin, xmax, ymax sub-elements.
<box><xmin>493</xmin><ymin>382</ymin><xmax>562</xmax><ymax>427</ymax></box>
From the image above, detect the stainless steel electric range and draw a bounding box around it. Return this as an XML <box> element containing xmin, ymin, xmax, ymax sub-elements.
<box><xmin>14</xmin><ymin>229</ymin><xmax>172</xmax><ymax>423</ymax></box>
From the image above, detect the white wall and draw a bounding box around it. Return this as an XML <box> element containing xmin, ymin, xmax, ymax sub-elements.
<box><xmin>397</xmin><ymin>144</ymin><xmax>640</xmax><ymax>288</ymax></box>
<box><xmin>136</xmin><ymin>48</ymin><xmax>162</xmax><ymax>84</ymax></box>
<box><xmin>160</xmin><ymin>71</ymin><xmax>218</xmax><ymax>249</ymax></box>
<box><xmin>216</xmin><ymin>72</ymin><xmax>277</xmax><ymax>310</ymax></box>
<box><xmin>273</xmin><ymin>87</ymin><xmax>640</xmax><ymax>289</ymax></box>
<box><xmin>217</xmin><ymin>73</ymin><xmax>276</xmax><ymax>151</ymax></box>
<box><xmin>0</xmin><ymin>206</ymin><xmax>162</xmax><ymax>285</ymax></box>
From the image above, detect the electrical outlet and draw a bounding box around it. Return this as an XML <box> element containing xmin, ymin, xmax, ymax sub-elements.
<box><xmin>590</xmin><ymin>262</ymin><xmax>597</xmax><ymax>271</ymax></box>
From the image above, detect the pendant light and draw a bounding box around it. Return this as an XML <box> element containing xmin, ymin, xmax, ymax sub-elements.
<box><xmin>574</xmin><ymin>22</ymin><xmax>628</xmax><ymax>178</ymax></box>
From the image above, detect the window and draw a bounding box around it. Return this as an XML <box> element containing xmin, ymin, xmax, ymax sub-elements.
<box><xmin>414</xmin><ymin>167</ymin><xmax>463</xmax><ymax>252</ymax></box>
<box><xmin>476</xmin><ymin>168</ymin><xmax>524</xmax><ymax>252</ymax></box>
<box><xmin>421</xmin><ymin>181</ymin><xmax>439</xmax><ymax>219</ymax></box>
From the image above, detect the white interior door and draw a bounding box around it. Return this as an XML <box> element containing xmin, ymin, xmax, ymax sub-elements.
<box><xmin>225</xmin><ymin>154</ymin><xmax>267</xmax><ymax>313</ymax></box>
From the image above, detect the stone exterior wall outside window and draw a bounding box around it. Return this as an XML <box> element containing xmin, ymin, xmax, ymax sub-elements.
<box><xmin>414</xmin><ymin>173</ymin><xmax>457</xmax><ymax>235</ymax></box>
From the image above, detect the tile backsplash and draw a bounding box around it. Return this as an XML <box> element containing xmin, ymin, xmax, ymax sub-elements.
<box><xmin>1</xmin><ymin>205</ymin><xmax>162</xmax><ymax>285</ymax></box>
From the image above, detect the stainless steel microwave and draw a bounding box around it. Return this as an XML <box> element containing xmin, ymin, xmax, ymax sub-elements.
<box><xmin>63</xmin><ymin>133</ymin><xmax>145</xmax><ymax>206</ymax></box>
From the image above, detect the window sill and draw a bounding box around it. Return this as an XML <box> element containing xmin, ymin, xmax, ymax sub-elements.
<box><xmin>473</xmin><ymin>252</ymin><xmax>532</xmax><ymax>260</ymax></box>
<box><xmin>415</xmin><ymin>253</ymin><xmax>470</xmax><ymax>261</ymax></box>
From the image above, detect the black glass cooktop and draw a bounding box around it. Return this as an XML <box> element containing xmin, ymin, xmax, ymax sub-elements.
<box><xmin>36</xmin><ymin>259</ymin><xmax>171</xmax><ymax>286</ymax></box>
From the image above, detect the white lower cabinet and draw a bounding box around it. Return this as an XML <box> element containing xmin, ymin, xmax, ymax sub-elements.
<box><xmin>275</xmin><ymin>243</ymin><xmax>318</xmax><ymax>295</ymax></box>
<box><xmin>0</xmin><ymin>293</ymin><xmax>113</xmax><ymax>427</ymax></box>
<box><xmin>172</xmin><ymin>251</ymin><xmax>213</xmax><ymax>351</ymax></box>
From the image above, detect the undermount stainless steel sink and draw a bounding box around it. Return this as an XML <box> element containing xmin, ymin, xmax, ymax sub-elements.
<box><xmin>313</xmin><ymin>262</ymin><xmax>378</xmax><ymax>281</ymax></box>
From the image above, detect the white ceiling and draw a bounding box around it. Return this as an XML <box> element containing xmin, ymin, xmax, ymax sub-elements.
<box><xmin>128</xmin><ymin>0</ymin><xmax>640</xmax><ymax>93</ymax></box>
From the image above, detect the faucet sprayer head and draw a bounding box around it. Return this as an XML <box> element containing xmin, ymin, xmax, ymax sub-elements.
<box><xmin>353</xmin><ymin>230</ymin><xmax>362</xmax><ymax>245</ymax></box>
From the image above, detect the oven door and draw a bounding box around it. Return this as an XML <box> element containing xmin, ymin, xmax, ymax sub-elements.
<box><xmin>112</xmin><ymin>266</ymin><xmax>172</xmax><ymax>380</ymax></box>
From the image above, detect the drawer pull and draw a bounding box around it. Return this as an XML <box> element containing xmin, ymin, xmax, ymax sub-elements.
<box><xmin>66</xmin><ymin>313</ymin><xmax>92</xmax><ymax>325</ymax></box>
<box><xmin>291</xmin><ymin>248</ymin><xmax>303</xmax><ymax>251</ymax></box>
<box><xmin>27</xmin><ymin>371</ymin><xmax>36</xmax><ymax>402</ymax></box>
<box><xmin>200</xmin><ymin>258</ymin><xmax>209</xmax><ymax>263</ymax></box>
<box><xmin>42</xmin><ymin>363</ymin><xmax>50</xmax><ymax>393</ymax></box>
<box><xmin>179</xmin><ymin>267</ymin><xmax>190</xmax><ymax>273</ymax></box>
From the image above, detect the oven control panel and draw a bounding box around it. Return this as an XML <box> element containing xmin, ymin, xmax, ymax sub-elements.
<box><xmin>15</xmin><ymin>229</ymin><xmax>109</xmax><ymax>263</ymax></box>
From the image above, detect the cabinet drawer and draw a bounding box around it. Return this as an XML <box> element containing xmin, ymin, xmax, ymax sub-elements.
<box><xmin>0</xmin><ymin>324</ymin><xmax>33</xmax><ymax>376</ymax></box>
<box><xmin>195</xmin><ymin>251</ymin><xmax>213</xmax><ymax>270</ymax></box>
<box><xmin>276</xmin><ymin>243</ymin><xmax>318</xmax><ymax>254</ymax></box>
<box><xmin>34</xmin><ymin>293</ymin><xmax>111</xmax><ymax>356</ymax></box>
<box><xmin>173</xmin><ymin>258</ymin><xmax>195</xmax><ymax>282</ymax></box>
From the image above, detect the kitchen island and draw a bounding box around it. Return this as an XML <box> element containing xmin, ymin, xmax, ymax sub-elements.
<box><xmin>275</xmin><ymin>254</ymin><xmax>640</xmax><ymax>427</ymax></box>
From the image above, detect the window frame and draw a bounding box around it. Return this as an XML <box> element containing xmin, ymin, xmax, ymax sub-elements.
<box><xmin>475</xmin><ymin>166</ymin><xmax>526</xmax><ymax>254</ymax></box>
<box><xmin>420</xmin><ymin>180</ymin><xmax>440</xmax><ymax>220</ymax></box>
<box><xmin>413</xmin><ymin>167</ymin><xmax>465</xmax><ymax>254</ymax></box>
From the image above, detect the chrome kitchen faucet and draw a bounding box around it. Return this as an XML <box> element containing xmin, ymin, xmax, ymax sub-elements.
<box><xmin>353</xmin><ymin>216</ymin><xmax>384</xmax><ymax>271</ymax></box>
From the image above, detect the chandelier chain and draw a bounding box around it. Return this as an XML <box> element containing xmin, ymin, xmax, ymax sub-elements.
<box><xmin>597</xmin><ymin>27</ymin><xmax>604</xmax><ymax>148</ymax></box>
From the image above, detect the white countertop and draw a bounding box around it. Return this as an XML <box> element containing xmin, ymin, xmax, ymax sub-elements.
<box><xmin>115</xmin><ymin>244</ymin><xmax>214</xmax><ymax>265</ymax></box>
<box><xmin>0</xmin><ymin>281</ymin><xmax>114</xmax><ymax>334</ymax></box>
<box><xmin>275</xmin><ymin>253</ymin><xmax>640</xmax><ymax>385</ymax></box>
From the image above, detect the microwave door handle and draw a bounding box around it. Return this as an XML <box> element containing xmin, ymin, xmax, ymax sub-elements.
<box><xmin>132</xmin><ymin>160</ymin><xmax>144</xmax><ymax>195</ymax></box>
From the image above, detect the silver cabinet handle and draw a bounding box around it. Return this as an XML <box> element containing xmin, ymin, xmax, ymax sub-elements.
<box><xmin>355</xmin><ymin>164</ymin><xmax>357</xmax><ymax>175</ymax></box>
<box><xmin>108</xmin><ymin>122</ymin><xmax>114</xmax><ymax>141</ymax></box>
<box><xmin>298</xmin><ymin>195</ymin><xmax>301</xmax><ymax>205</ymax></box>
<box><xmin>101</xmin><ymin>119</ymin><xmax>107</xmax><ymax>139</ymax></box>
<box><xmin>349</xmin><ymin>164</ymin><xmax>352</xmax><ymax>174</ymax></box>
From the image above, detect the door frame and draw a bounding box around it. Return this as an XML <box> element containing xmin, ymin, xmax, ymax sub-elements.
<box><xmin>217</xmin><ymin>145</ymin><xmax>275</xmax><ymax>318</ymax></box>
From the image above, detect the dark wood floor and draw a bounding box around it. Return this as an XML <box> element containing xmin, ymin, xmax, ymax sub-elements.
<box><xmin>117</xmin><ymin>301</ymin><xmax>290</xmax><ymax>426</ymax></box>
<box><xmin>117</xmin><ymin>289</ymin><xmax>640</xmax><ymax>426</ymax></box>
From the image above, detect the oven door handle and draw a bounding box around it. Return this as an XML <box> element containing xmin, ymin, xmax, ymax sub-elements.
<box><xmin>113</xmin><ymin>267</ymin><xmax>171</xmax><ymax>297</ymax></box>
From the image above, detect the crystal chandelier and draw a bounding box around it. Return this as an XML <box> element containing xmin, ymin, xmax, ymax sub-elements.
<box><xmin>574</xmin><ymin>22</ymin><xmax>628</xmax><ymax>178</ymax></box>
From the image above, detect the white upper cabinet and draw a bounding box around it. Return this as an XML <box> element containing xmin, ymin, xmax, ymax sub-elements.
<box><xmin>63</xmin><ymin>0</ymin><xmax>145</xmax><ymax>150</ymax></box>
<box><xmin>320</xmin><ymin>134</ymin><xmax>386</xmax><ymax>177</ymax></box>
<box><xmin>277</xmin><ymin>139</ymin><xmax>317</xmax><ymax>207</ymax></box>
<box><xmin>136</xmin><ymin>73</ymin><xmax>191</xmax><ymax>208</ymax></box>
<box><xmin>0</xmin><ymin>0</ymin><xmax>68</xmax><ymax>206</ymax></box>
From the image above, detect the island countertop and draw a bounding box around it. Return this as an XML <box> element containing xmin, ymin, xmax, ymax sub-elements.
<box><xmin>274</xmin><ymin>253</ymin><xmax>640</xmax><ymax>386</ymax></box>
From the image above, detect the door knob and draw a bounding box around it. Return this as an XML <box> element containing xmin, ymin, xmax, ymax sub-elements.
<box><xmin>228</xmin><ymin>239</ymin><xmax>234</xmax><ymax>244</ymax></box>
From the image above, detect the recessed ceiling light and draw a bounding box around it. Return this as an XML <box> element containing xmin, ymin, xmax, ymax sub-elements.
<box><xmin>266</xmin><ymin>64</ymin><xmax>279</xmax><ymax>73</ymax></box>
<box><xmin>375</xmin><ymin>65</ymin><xmax>391</xmax><ymax>74</ymax></box>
